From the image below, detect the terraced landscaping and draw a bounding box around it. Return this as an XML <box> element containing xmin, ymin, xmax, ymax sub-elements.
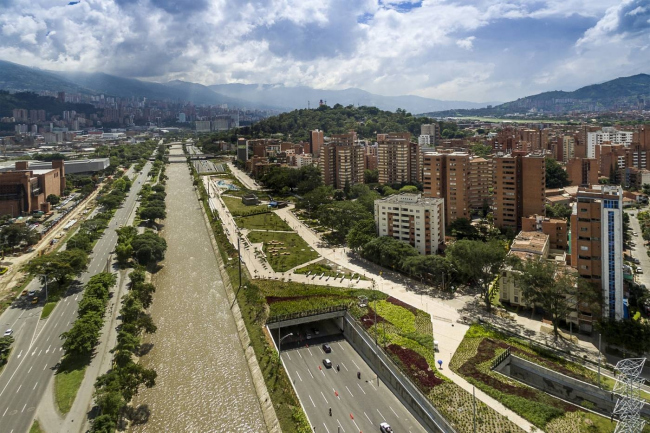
<box><xmin>247</xmin><ymin>231</ymin><xmax>319</xmax><ymax>272</ymax></box>
<box><xmin>450</xmin><ymin>324</ymin><xmax>650</xmax><ymax>433</ymax></box>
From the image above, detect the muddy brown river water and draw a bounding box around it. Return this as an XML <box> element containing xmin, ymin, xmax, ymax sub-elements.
<box><xmin>130</xmin><ymin>146</ymin><xmax>265</xmax><ymax>432</ymax></box>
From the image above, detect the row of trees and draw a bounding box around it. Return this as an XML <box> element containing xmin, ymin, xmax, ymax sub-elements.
<box><xmin>60</xmin><ymin>273</ymin><xmax>116</xmax><ymax>358</ymax></box>
<box><xmin>91</xmin><ymin>269</ymin><xmax>158</xmax><ymax>432</ymax></box>
<box><xmin>66</xmin><ymin>210</ymin><xmax>113</xmax><ymax>253</ymax></box>
<box><xmin>94</xmin><ymin>141</ymin><xmax>158</xmax><ymax>176</ymax></box>
<box><xmin>137</xmin><ymin>183</ymin><xmax>167</xmax><ymax>224</ymax></box>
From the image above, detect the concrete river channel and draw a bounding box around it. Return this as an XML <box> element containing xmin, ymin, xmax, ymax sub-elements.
<box><xmin>130</xmin><ymin>145</ymin><xmax>265</xmax><ymax>432</ymax></box>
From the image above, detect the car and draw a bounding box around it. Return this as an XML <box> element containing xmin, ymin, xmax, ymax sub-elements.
<box><xmin>28</xmin><ymin>291</ymin><xmax>35</xmax><ymax>297</ymax></box>
<box><xmin>633</xmin><ymin>232</ymin><xmax>638</xmax><ymax>236</ymax></box>
<box><xmin>31</xmin><ymin>297</ymin><xmax>39</xmax><ymax>304</ymax></box>
<box><xmin>3</xmin><ymin>329</ymin><xmax>13</xmax><ymax>337</ymax></box>
<box><xmin>637</xmin><ymin>268</ymin><xmax>644</xmax><ymax>274</ymax></box>
<box><xmin>306</xmin><ymin>333</ymin><xmax>312</xmax><ymax>340</ymax></box>
<box><xmin>21</xmin><ymin>289</ymin><xmax>28</xmax><ymax>296</ymax></box>
<box><xmin>380</xmin><ymin>422</ymin><xmax>393</xmax><ymax>433</ymax></box>
<box><xmin>322</xmin><ymin>343</ymin><xmax>332</xmax><ymax>353</ymax></box>
<box><xmin>323</xmin><ymin>358</ymin><xmax>332</xmax><ymax>368</ymax></box>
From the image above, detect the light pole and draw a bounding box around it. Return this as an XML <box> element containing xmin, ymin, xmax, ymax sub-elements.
<box><xmin>36</xmin><ymin>273</ymin><xmax>48</xmax><ymax>302</ymax></box>
<box><xmin>279</xmin><ymin>330</ymin><xmax>293</xmax><ymax>353</ymax></box>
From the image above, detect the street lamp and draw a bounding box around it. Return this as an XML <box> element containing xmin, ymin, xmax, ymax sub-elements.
<box><xmin>36</xmin><ymin>273</ymin><xmax>48</xmax><ymax>302</ymax></box>
<box><xmin>279</xmin><ymin>330</ymin><xmax>293</xmax><ymax>353</ymax></box>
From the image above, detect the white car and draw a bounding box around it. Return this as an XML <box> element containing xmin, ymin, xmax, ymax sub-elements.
<box><xmin>637</xmin><ymin>268</ymin><xmax>644</xmax><ymax>274</ymax></box>
<box><xmin>3</xmin><ymin>329</ymin><xmax>13</xmax><ymax>337</ymax></box>
<box><xmin>380</xmin><ymin>422</ymin><xmax>393</xmax><ymax>433</ymax></box>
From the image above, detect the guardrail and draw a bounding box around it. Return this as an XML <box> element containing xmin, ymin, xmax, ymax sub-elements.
<box><xmin>266</xmin><ymin>304</ymin><xmax>349</xmax><ymax>325</ymax></box>
<box><xmin>491</xmin><ymin>346</ymin><xmax>511</xmax><ymax>370</ymax></box>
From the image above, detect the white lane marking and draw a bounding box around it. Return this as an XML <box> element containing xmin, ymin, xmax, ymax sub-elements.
<box><xmin>368</xmin><ymin>380</ymin><xmax>377</xmax><ymax>391</ymax></box>
<box><xmin>46</xmin><ymin>345</ymin><xmax>51</xmax><ymax>354</ymax></box>
<box><xmin>297</xmin><ymin>351</ymin><xmax>303</xmax><ymax>359</ymax></box>
<box><xmin>345</xmin><ymin>386</ymin><xmax>353</xmax><ymax>397</ymax></box>
<box><xmin>285</xmin><ymin>353</ymin><xmax>291</xmax><ymax>361</ymax></box>
<box><xmin>318</xmin><ymin>347</ymin><xmax>324</xmax><ymax>354</ymax></box>
<box><xmin>43</xmin><ymin>364</ymin><xmax>47</xmax><ymax>370</ymax></box>
<box><xmin>351</xmin><ymin>360</ymin><xmax>360</xmax><ymax>370</ymax></box>
<box><xmin>351</xmin><ymin>418</ymin><xmax>361</xmax><ymax>432</ymax></box>
<box><xmin>60</xmin><ymin>311</ymin><xmax>65</xmax><ymax>317</ymax></box>
<box><xmin>3</xmin><ymin>407</ymin><xmax>8</xmax><ymax>416</ymax></box>
<box><xmin>74</xmin><ymin>295</ymin><xmax>79</xmax><ymax>301</ymax></box>
<box><xmin>357</xmin><ymin>383</ymin><xmax>366</xmax><ymax>395</ymax></box>
<box><xmin>16</xmin><ymin>350</ymin><xmax>22</xmax><ymax>359</ymax></box>
<box><xmin>31</xmin><ymin>348</ymin><xmax>37</xmax><ymax>356</ymax></box>
<box><xmin>308</xmin><ymin>369</ymin><xmax>314</xmax><ymax>379</ymax></box>
<box><xmin>307</xmin><ymin>348</ymin><xmax>313</xmax><ymax>356</ymax></box>
<box><xmin>337</xmin><ymin>419</ymin><xmax>346</xmax><ymax>432</ymax></box>
<box><xmin>390</xmin><ymin>405</ymin><xmax>399</xmax><ymax>418</ymax></box>
<box><xmin>341</xmin><ymin>362</ymin><xmax>349</xmax><ymax>371</ymax></box>
<box><xmin>320</xmin><ymin>368</ymin><xmax>326</xmax><ymax>377</ymax></box>
<box><xmin>364</xmin><ymin>411</ymin><xmax>372</xmax><ymax>423</ymax></box>
<box><xmin>308</xmin><ymin>395</ymin><xmax>316</xmax><ymax>407</ymax></box>
<box><xmin>32</xmin><ymin>382</ymin><xmax>38</xmax><ymax>390</ymax></box>
<box><xmin>59</xmin><ymin>347</ymin><xmax>62</xmax><ymax>352</ymax></box>
<box><xmin>337</xmin><ymin>342</ymin><xmax>345</xmax><ymax>351</ymax></box>
<box><xmin>27</xmin><ymin>367</ymin><xmax>32</xmax><ymax>374</ymax></box>
<box><xmin>21</xmin><ymin>404</ymin><xmax>26</xmax><ymax>413</ymax></box>
<box><xmin>295</xmin><ymin>371</ymin><xmax>302</xmax><ymax>382</ymax></box>
<box><xmin>320</xmin><ymin>391</ymin><xmax>329</xmax><ymax>404</ymax></box>
<box><xmin>322</xmin><ymin>423</ymin><xmax>330</xmax><ymax>433</ymax></box>
<box><xmin>376</xmin><ymin>408</ymin><xmax>386</xmax><ymax>421</ymax></box>
<box><xmin>38</xmin><ymin>350</ymin><xmax>42</xmax><ymax>356</ymax></box>
<box><xmin>15</xmin><ymin>385</ymin><xmax>21</xmax><ymax>393</ymax></box>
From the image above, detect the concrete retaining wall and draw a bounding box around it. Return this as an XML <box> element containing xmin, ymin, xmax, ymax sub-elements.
<box><xmin>341</xmin><ymin>312</ymin><xmax>456</xmax><ymax>433</ymax></box>
<box><xmin>496</xmin><ymin>355</ymin><xmax>650</xmax><ymax>418</ymax></box>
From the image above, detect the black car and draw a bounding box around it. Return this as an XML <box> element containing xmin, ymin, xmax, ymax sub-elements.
<box><xmin>322</xmin><ymin>343</ymin><xmax>332</xmax><ymax>353</ymax></box>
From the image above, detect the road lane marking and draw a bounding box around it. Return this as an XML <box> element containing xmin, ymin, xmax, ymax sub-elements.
<box><xmin>320</xmin><ymin>391</ymin><xmax>329</xmax><ymax>404</ymax></box>
<box><xmin>345</xmin><ymin>386</ymin><xmax>353</xmax><ymax>397</ymax></box>
<box><xmin>351</xmin><ymin>418</ymin><xmax>361</xmax><ymax>432</ymax></box>
<box><xmin>389</xmin><ymin>405</ymin><xmax>399</xmax><ymax>418</ymax></box>
<box><xmin>320</xmin><ymin>368</ymin><xmax>326</xmax><ymax>377</ymax></box>
<box><xmin>17</xmin><ymin>350</ymin><xmax>22</xmax><ymax>358</ymax></box>
<box><xmin>285</xmin><ymin>353</ymin><xmax>291</xmax><ymax>361</ymax></box>
<box><xmin>33</xmin><ymin>382</ymin><xmax>38</xmax><ymax>390</ymax></box>
<box><xmin>357</xmin><ymin>383</ymin><xmax>366</xmax><ymax>395</ymax></box>
<box><xmin>295</xmin><ymin>371</ymin><xmax>302</xmax><ymax>382</ymax></box>
<box><xmin>297</xmin><ymin>351</ymin><xmax>303</xmax><ymax>359</ymax></box>
<box><xmin>308</xmin><ymin>395</ymin><xmax>316</xmax><ymax>407</ymax></box>
<box><xmin>308</xmin><ymin>369</ymin><xmax>314</xmax><ymax>379</ymax></box>
<box><xmin>368</xmin><ymin>380</ymin><xmax>377</xmax><ymax>390</ymax></box>
<box><xmin>364</xmin><ymin>411</ymin><xmax>372</xmax><ymax>423</ymax></box>
<box><xmin>16</xmin><ymin>385</ymin><xmax>21</xmax><ymax>393</ymax></box>
<box><xmin>337</xmin><ymin>419</ymin><xmax>346</xmax><ymax>432</ymax></box>
<box><xmin>59</xmin><ymin>347</ymin><xmax>62</xmax><ymax>352</ymax></box>
<box><xmin>43</xmin><ymin>364</ymin><xmax>47</xmax><ymax>370</ymax></box>
<box><xmin>38</xmin><ymin>350</ymin><xmax>42</xmax><ymax>356</ymax></box>
<box><xmin>31</xmin><ymin>348</ymin><xmax>36</xmax><ymax>356</ymax></box>
<box><xmin>337</xmin><ymin>342</ymin><xmax>345</xmax><ymax>351</ymax></box>
<box><xmin>341</xmin><ymin>362</ymin><xmax>349</xmax><ymax>371</ymax></box>
<box><xmin>28</xmin><ymin>366</ymin><xmax>32</xmax><ymax>373</ymax></box>
<box><xmin>3</xmin><ymin>407</ymin><xmax>8</xmax><ymax>416</ymax></box>
<box><xmin>351</xmin><ymin>360</ymin><xmax>360</xmax><ymax>370</ymax></box>
<box><xmin>46</xmin><ymin>345</ymin><xmax>51</xmax><ymax>353</ymax></box>
<box><xmin>307</xmin><ymin>348</ymin><xmax>313</xmax><ymax>356</ymax></box>
<box><xmin>376</xmin><ymin>408</ymin><xmax>386</xmax><ymax>420</ymax></box>
<box><xmin>322</xmin><ymin>423</ymin><xmax>330</xmax><ymax>433</ymax></box>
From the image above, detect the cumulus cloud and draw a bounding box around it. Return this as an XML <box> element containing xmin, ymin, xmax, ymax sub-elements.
<box><xmin>0</xmin><ymin>0</ymin><xmax>642</xmax><ymax>102</ymax></box>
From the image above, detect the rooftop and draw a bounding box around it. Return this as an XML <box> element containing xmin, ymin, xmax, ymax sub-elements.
<box><xmin>376</xmin><ymin>193</ymin><xmax>444</xmax><ymax>207</ymax></box>
<box><xmin>510</xmin><ymin>231</ymin><xmax>549</xmax><ymax>256</ymax></box>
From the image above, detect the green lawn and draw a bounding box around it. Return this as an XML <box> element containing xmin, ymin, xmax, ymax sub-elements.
<box><xmin>41</xmin><ymin>302</ymin><xmax>56</xmax><ymax>319</ymax></box>
<box><xmin>236</xmin><ymin>212</ymin><xmax>292</xmax><ymax>231</ymax></box>
<box><xmin>29</xmin><ymin>421</ymin><xmax>42</xmax><ymax>433</ymax></box>
<box><xmin>54</xmin><ymin>355</ymin><xmax>88</xmax><ymax>414</ymax></box>
<box><xmin>247</xmin><ymin>231</ymin><xmax>319</xmax><ymax>272</ymax></box>
<box><xmin>221</xmin><ymin>195</ymin><xmax>268</xmax><ymax>216</ymax></box>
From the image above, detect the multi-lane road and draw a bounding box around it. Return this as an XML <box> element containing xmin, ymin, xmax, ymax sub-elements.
<box><xmin>0</xmin><ymin>160</ymin><xmax>153</xmax><ymax>433</ymax></box>
<box><xmin>281</xmin><ymin>334</ymin><xmax>426</xmax><ymax>433</ymax></box>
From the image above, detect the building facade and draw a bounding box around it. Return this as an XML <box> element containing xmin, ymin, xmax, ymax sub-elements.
<box><xmin>570</xmin><ymin>185</ymin><xmax>624</xmax><ymax>321</ymax></box>
<box><xmin>374</xmin><ymin>193</ymin><xmax>445</xmax><ymax>255</ymax></box>
<box><xmin>319</xmin><ymin>133</ymin><xmax>365</xmax><ymax>189</ymax></box>
<box><xmin>0</xmin><ymin>160</ymin><xmax>65</xmax><ymax>217</ymax></box>
<box><xmin>377</xmin><ymin>133</ymin><xmax>420</xmax><ymax>185</ymax></box>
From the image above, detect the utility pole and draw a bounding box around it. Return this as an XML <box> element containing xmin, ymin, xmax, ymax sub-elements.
<box><xmin>598</xmin><ymin>333</ymin><xmax>602</xmax><ymax>389</ymax></box>
<box><xmin>238</xmin><ymin>234</ymin><xmax>242</xmax><ymax>290</ymax></box>
<box><xmin>374</xmin><ymin>298</ymin><xmax>378</xmax><ymax>346</ymax></box>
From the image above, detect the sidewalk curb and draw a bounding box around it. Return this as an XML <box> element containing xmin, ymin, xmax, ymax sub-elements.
<box><xmin>194</xmin><ymin>184</ymin><xmax>281</xmax><ymax>433</ymax></box>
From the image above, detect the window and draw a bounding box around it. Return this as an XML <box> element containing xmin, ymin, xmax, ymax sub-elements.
<box><xmin>514</xmin><ymin>296</ymin><xmax>519</xmax><ymax>303</ymax></box>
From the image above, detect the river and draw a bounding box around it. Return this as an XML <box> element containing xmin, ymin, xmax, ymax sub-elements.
<box><xmin>130</xmin><ymin>146</ymin><xmax>265</xmax><ymax>432</ymax></box>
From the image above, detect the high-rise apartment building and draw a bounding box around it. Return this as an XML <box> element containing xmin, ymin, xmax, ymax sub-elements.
<box><xmin>377</xmin><ymin>133</ymin><xmax>420</xmax><ymax>185</ymax></box>
<box><xmin>562</xmin><ymin>136</ymin><xmax>575</xmax><ymax>163</ymax></box>
<box><xmin>468</xmin><ymin>157</ymin><xmax>493</xmax><ymax>212</ymax></box>
<box><xmin>587</xmin><ymin>127</ymin><xmax>634</xmax><ymax>158</ymax></box>
<box><xmin>570</xmin><ymin>185</ymin><xmax>624</xmax><ymax>321</ymax></box>
<box><xmin>420</xmin><ymin>123</ymin><xmax>439</xmax><ymax>146</ymax></box>
<box><xmin>310</xmin><ymin>129</ymin><xmax>324</xmax><ymax>157</ymax></box>
<box><xmin>493</xmin><ymin>152</ymin><xmax>545</xmax><ymax>231</ymax></box>
<box><xmin>319</xmin><ymin>132</ymin><xmax>364</xmax><ymax>189</ymax></box>
<box><xmin>374</xmin><ymin>193</ymin><xmax>445</xmax><ymax>255</ymax></box>
<box><xmin>566</xmin><ymin>158</ymin><xmax>599</xmax><ymax>187</ymax></box>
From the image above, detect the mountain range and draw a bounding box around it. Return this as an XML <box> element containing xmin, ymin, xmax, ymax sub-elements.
<box><xmin>423</xmin><ymin>74</ymin><xmax>650</xmax><ymax>117</ymax></box>
<box><xmin>0</xmin><ymin>59</ymin><xmax>494</xmax><ymax>113</ymax></box>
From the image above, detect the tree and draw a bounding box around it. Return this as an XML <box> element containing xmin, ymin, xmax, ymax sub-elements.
<box><xmin>545</xmin><ymin>203</ymin><xmax>572</xmax><ymax>220</ymax></box>
<box><xmin>25</xmin><ymin>249</ymin><xmax>89</xmax><ymax>286</ymax></box>
<box><xmin>46</xmin><ymin>194</ymin><xmax>60</xmax><ymax>205</ymax></box>
<box><xmin>449</xmin><ymin>218</ymin><xmax>480</xmax><ymax>240</ymax></box>
<box><xmin>61</xmin><ymin>314</ymin><xmax>103</xmax><ymax>356</ymax></box>
<box><xmin>0</xmin><ymin>335</ymin><xmax>14</xmax><ymax>366</ymax></box>
<box><xmin>318</xmin><ymin>201</ymin><xmax>371</xmax><ymax>242</ymax></box>
<box><xmin>139</xmin><ymin>205</ymin><xmax>166</xmax><ymax>222</ymax></box>
<box><xmin>296</xmin><ymin>185</ymin><xmax>334</xmax><ymax>214</ymax></box>
<box><xmin>364</xmin><ymin>169</ymin><xmax>379</xmax><ymax>184</ymax></box>
<box><xmin>545</xmin><ymin>158</ymin><xmax>570</xmax><ymax>188</ymax></box>
<box><xmin>402</xmin><ymin>255</ymin><xmax>454</xmax><ymax>289</ymax></box>
<box><xmin>346</xmin><ymin>219</ymin><xmax>377</xmax><ymax>251</ymax></box>
<box><xmin>130</xmin><ymin>231</ymin><xmax>167</xmax><ymax>266</ymax></box>
<box><xmin>446</xmin><ymin>239</ymin><xmax>510</xmax><ymax>312</ymax></box>
<box><xmin>361</xmin><ymin>236</ymin><xmax>419</xmax><ymax>270</ymax></box>
<box><xmin>0</xmin><ymin>224</ymin><xmax>39</xmax><ymax>247</ymax></box>
<box><xmin>399</xmin><ymin>185</ymin><xmax>418</xmax><ymax>194</ymax></box>
<box><xmin>115</xmin><ymin>243</ymin><xmax>134</xmax><ymax>265</ymax></box>
<box><xmin>470</xmin><ymin>143</ymin><xmax>493</xmax><ymax>158</ymax></box>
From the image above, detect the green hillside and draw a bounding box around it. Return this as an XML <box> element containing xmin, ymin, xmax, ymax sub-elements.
<box><xmin>0</xmin><ymin>91</ymin><xmax>97</xmax><ymax>118</ymax></box>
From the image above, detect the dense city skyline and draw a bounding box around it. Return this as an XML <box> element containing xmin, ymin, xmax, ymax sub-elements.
<box><xmin>0</xmin><ymin>0</ymin><xmax>648</xmax><ymax>102</ymax></box>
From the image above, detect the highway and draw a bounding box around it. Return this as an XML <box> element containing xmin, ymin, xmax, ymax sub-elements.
<box><xmin>0</xmin><ymin>160</ymin><xmax>153</xmax><ymax>433</ymax></box>
<box><xmin>281</xmin><ymin>332</ymin><xmax>426</xmax><ymax>433</ymax></box>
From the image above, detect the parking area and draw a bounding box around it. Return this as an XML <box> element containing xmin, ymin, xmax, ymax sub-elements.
<box><xmin>276</xmin><ymin>320</ymin><xmax>426</xmax><ymax>433</ymax></box>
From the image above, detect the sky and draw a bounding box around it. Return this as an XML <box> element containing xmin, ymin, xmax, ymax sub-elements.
<box><xmin>0</xmin><ymin>0</ymin><xmax>649</xmax><ymax>103</ymax></box>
